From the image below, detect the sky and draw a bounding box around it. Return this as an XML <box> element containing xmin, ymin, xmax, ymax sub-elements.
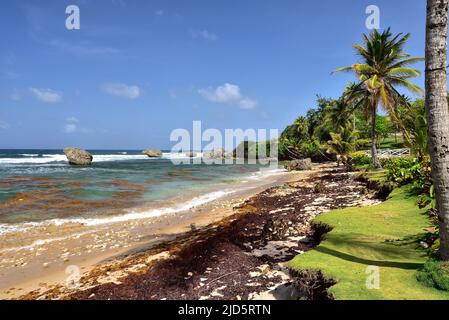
<box><xmin>0</xmin><ymin>0</ymin><xmax>429</xmax><ymax>150</ymax></box>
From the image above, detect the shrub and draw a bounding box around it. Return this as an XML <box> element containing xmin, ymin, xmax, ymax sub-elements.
<box><xmin>355</xmin><ymin>139</ymin><xmax>370</xmax><ymax>149</ymax></box>
<box><xmin>349</xmin><ymin>151</ymin><xmax>371</xmax><ymax>166</ymax></box>
<box><xmin>381</xmin><ymin>157</ymin><xmax>421</xmax><ymax>185</ymax></box>
<box><xmin>381</xmin><ymin>156</ymin><xmax>433</xmax><ymax>196</ymax></box>
<box><xmin>279</xmin><ymin>139</ymin><xmax>335</xmax><ymax>162</ymax></box>
<box><xmin>380</xmin><ymin>156</ymin><xmax>417</xmax><ymax>170</ymax></box>
<box><xmin>416</xmin><ymin>259</ymin><xmax>449</xmax><ymax>292</ymax></box>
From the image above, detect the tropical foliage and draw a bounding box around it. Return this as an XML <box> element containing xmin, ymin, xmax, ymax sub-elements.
<box><xmin>334</xmin><ymin>28</ymin><xmax>423</xmax><ymax>168</ymax></box>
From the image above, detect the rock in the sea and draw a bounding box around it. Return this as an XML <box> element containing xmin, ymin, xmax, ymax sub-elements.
<box><xmin>203</xmin><ymin>148</ymin><xmax>226</xmax><ymax>159</ymax></box>
<box><xmin>284</xmin><ymin>158</ymin><xmax>313</xmax><ymax>171</ymax></box>
<box><xmin>143</xmin><ymin>149</ymin><xmax>163</xmax><ymax>158</ymax></box>
<box><xmin>186</xmin><ymin>151</ymin><xmax>197</xmax><ymax>158</ymax></box>
<box><xmin>203</xmin><ymin>150</ymin><xmax>214</xmax><ymax>159</ymax></box>
<box><xmin>64</xmin><ymin>148</ymin><xmax>93</xmax><ymax>166</ymax></box>
<box><xmin>213</xmin><ymin>148</ymin><xmax>225</xmax><ymax>159</ymax></box>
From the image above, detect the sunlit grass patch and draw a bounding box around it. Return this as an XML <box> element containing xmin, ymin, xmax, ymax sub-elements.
<box><xmin>288</xmin><ymin>188</ymin><xmax>449</xmax><ymax>300</ymax></box>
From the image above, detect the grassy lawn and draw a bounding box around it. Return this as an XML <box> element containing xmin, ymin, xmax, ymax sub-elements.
<box><xmin>288</xmin><ymin>187</ymin><xmax>449</xmax><ymax>300</ymax></box>
<box><xmin>379</xmin><ymin>135</ymin><xmax>405</xmax><ymax>149</ymax></box>
<box><xmin>357</xmin><ymin>135</ymin><xmax>405</xmax><ymax>151</ymax></box>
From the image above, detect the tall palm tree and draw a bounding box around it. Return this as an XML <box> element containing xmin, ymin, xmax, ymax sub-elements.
<box><xmin>335</xmin><ymin>28</ymin><xmax>423</xmax><ymax>168</ymax></box>
<box><xmin>425</xmin><ymin>0</ymin><xmax>449</xmax><ymax>260</ymax></box>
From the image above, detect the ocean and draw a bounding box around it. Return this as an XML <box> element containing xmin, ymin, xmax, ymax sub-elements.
<box><xmin>0</xmin><ymin>149</ymin><xmax>283</xmax><ymax>235</ymax></box>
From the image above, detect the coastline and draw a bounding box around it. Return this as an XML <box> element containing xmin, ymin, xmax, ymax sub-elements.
<box><xmin>5</xmin><ymin>163</ymin><xmax>380</xmax><ymax>300</ymax></box>
<box><xmin>0</xmin><ymin>166</ymin><xmax>306</xmax><ymax>299</ymax></box>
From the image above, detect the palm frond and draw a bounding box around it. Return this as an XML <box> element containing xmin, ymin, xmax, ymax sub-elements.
<box><xmin>388</xmin><ymin>67</ymin><xmax>421</xmax><ymax>78</ymax></box>
<box><xmin>389</xmin><ymin>77</ymin><xmax>424</xmax><ymax>95</ymax></box>
<box><xmin>332</xmin><ymin>66</ymin><xmax>354</xmax><ymax>74</ymax></box>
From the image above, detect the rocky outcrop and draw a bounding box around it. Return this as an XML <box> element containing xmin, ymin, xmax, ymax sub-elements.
<box><xmin>203</xmin><ymin>150</ymin><xmax>214</xmax><ymax>159</ymax></box>
<box><xmin>64</xmin><ymin>148</ymin><xmax>93</xmax><ymax>166</ymax></box>
<box><xmin>213</xmin><ymin>148</ymin><xmax>225</xmax><ymax>159</ymax></box>
<box><xmin>143</xmin><ymin>149</ymin><xmax>163</xmax><ymax>158</ymax></box>
<box><xmin>203</xmin><ymin>148</ymin><xmax>226</xmax><ymax>159</ymax></box>
<box><xmin>284</xmin><ymin>158</ymin><xmax>313</xmax><ymax>171</ymax></box>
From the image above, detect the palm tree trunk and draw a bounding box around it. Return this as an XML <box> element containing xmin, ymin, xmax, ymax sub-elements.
<box><xmin>371</xmin><ymin>106</ymin><xmax>382</xmax><ymax>169</ymax></box>
<box><xmin>426</xmin><ymin>0</ymin><xmax>449</xmax><ymax>260</ymax></box>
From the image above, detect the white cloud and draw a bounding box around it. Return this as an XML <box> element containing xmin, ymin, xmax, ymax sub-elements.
<box><xmin>190</xmin><ymin>29</ymin><xmax>218</xmax><ymax>41</ymax></box>
<box><xmin>198</xmin><ymin>83</ymin><xmax>257</xmax><ymax>109</ymax></box>
<box><xmin>102</xmin><ymin>83</ymin><xmax>140</xmax><ymax>99</ymax></box>
<box><xmin>0</xmin><ymin>120</ymin><xmax>10</xmax><ymax>130</ymax></box>
<box><xmin>199</xmin><ymin>83</ymin><xmax>241</xmax><ymax>103</ymax></box>
<box><xmin>66</xmin><ymin>117</ymin><xmax>79</xmax><ymax>123</ymax></box>
<box><xmin>64</xmin><ymin>123</ymin><xmax>77</xmax><ymax>133</ymax></box>
<box><xmin>29</xmin><ymin>87</ymin><xmax>62</xmax><ymax>103</ymax></box>
<box><xmin>239</xmin><ymin>98</ymin><xmax>258</xmax><ymax>110</ymax></box>
<box><xmin>64</xmin><ymin>117</ymin><xmax>89</xmax><ymax>134</ymax></box>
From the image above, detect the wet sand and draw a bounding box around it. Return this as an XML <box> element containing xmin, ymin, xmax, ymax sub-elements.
<box><xmin>0</xmin><ymin>167</ymin><xmax>308</xmax><ymax>299</ymax></box>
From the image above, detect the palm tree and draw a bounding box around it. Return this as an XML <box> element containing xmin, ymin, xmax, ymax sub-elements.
<box><xmin>326</xmin><ymin>126</ymin><xmax>358</xmax><ymax>167</ymax></box>
<box><xmin>425</xmin><ymin>0</ymin><xmax>449</xmax><ymax>260</ymax></box>
<box><xmin>412</xmin><ymin>114</ymin><xmax>429</xmax><ymax>161</ymax></box>
<box><xmin>320</xmin><ymin>98</ymin><xmax>353</xmax><ymax>134</ymax></box>
<box><xmin>335</xmin><ymin>28</ymin><xmax>423</xmax><ymax>169</ymax></box>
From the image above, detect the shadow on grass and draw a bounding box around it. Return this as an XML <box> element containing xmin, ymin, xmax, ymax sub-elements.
<box><xmin>315</xmin><ymin>246</ymin><xmax>423</xmax><ymax>270</ymax></box>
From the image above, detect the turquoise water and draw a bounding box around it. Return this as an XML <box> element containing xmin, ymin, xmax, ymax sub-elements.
<box><xmin>0</xmin><ymin>150</ymin><xmax>277</xmax><ymax>228</ymax></box>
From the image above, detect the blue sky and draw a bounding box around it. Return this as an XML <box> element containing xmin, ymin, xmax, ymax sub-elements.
<box><xmin>0</xmin><ymin>0</ymin><xmax>427</xmax><ymax>149</ymax></box>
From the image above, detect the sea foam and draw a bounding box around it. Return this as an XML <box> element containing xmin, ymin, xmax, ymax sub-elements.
<box><xmin>0</xmin><ymin>152</ymin><xmax>203</xmax><ymax>165</ymax></box>
<box><xmin>0</xmin><ymin>189</ymin><xmax>233</xmax><ymax>236</ymax></box>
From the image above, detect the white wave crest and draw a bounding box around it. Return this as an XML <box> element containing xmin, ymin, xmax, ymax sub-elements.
<box><xmin>0</xmin><ymin>190</ymin><xmax>233</xmax><ymax>237</ymax></box>
<box><xmin>0</xmin><ymin>152</ymin><xmax>207</xmax><ymax>165</ymax></box>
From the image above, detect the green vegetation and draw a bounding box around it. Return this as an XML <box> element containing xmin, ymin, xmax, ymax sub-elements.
<box><xmin>288</xmin><ymin>188</ymin><xmax>449</xmax><ymax>299</ymax></box>
<box><xmin>417</xmin><ymin>259</ymin><xmax>449</xmax><ymax>291</ymax></box>
<box><xmin>334</xmin><ymin>28</ymin><xmax>423</xmax><ymax>168</ymax></box>
<box><xmin>378</xmin><ymin>135</ymin><xmax>405</xmax><ymax>149</ymax></box>
<box><xmin>349</xmin><ymin>151</ymin><xmax>371</xmax><ymax>166</ymax></box>
<box><xmin>382</xmin><ymin>157</ymin><xmax>423</xmax><ymax>186</ymax></box>
<box><xmin>326</xmin><ymin>128</ymin><xmax>357</xmax><ymax>166</ymax></box>
<box><xmin>281</xmin><ymin>24</ymin><xmax>449</xmax><ymax>288</ymax></box>
<box><xmin>279</xmin><ymin>96</ymin><xmax>336</xmax><ymax>161</ymax></box>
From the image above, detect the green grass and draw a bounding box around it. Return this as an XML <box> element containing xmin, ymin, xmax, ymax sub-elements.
<box><xmin>288</xmin><ymin>187</ymin><xmax>449</xmax><ymax>300</ymax></box>
<box><xmin>379</xmin><ymin>135</ymin><xmax>405</xmax><ymax>149</ymax></box>
<box><xmin>356</xmin><ymin>135</ymin><xmax>405</xmax><ymax>151</ymax></box>
<box><xmin>360</xmin><ymin>170</ymin><xmax>387</xmax><ymax>182</ymax></box>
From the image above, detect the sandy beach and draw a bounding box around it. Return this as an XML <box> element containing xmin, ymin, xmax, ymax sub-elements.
<box><xmin>2</xmin><ymin>163</ymin><xmax>381</xmax><ymax>300</ymax></box>
<box><xmin>0</xmin><ymin>166</ymin><xmax>305</xmax><ymax>299</ymax></box>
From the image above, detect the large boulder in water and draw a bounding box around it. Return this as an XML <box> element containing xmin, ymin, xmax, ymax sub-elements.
<box><xmin>143</xmin><ymin>149</ymin><xmax>163</xmax><ymax>158</ymax></box>
<box><xmin>203</xmin><ymin>150</ymin><xmax>214</xmax><ymax>159</ymax></box>
<box><xmin>203</xmin><ymin>148</ymin><xmax>226</xmax><ymax>159</ymax></box>
<box><xmin>284</xmin><ymin>158</ymin><xmax>313</xmax><ymax>171</ymax></box>
<box><xmin>64</xmin><ymin>148</ymin><xmax>93</xmax><ymax>165</ymax></box>
<box><xmin>213</xmin><ymin>148</ymin><xmax>226</xmax><ymax>159</ymax></box>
